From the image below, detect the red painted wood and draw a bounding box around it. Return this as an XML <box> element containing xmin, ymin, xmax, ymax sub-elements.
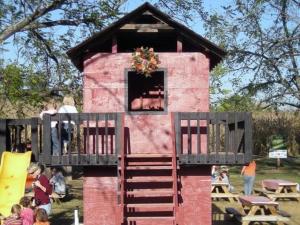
<box><xmin>83</xmin><ymin>168</ymin><xmax>118</xmax><ymax>225</ymax></box>
<box><xmin>83</xmin><ymin>51</ymin><xmax>211</xmax><ymax>224</ymax></box>
<box><xmin>83</xmin><ymin>52</ymin><xmax>209</xmax><ymax>154</ymax></box>
<box><xmin>180</xmin><ymin>166</ymin><xmax>212</xmax><ymax>225</ymax></box>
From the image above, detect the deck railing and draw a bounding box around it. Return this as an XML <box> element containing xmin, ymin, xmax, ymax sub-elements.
<box><xmin>0</xmin><ymin>112</ymin><xmax>252</xmax><ymax>166</ymax></box>
<box><xmin>0</xmin><ymin>118</ymin><xmax>41</xmax><ymax>160</ymax></box>
<box><xmin>0</xmin><ymin>113</ymin><xmax>124</xmax><ymax>166</ymax></box>
<box><xmin>173</xmin><ymin>112</ymin><xmax>252</xmax><ymax>165</ymax></box>
<box><xmin>41</xmin><ymin>113</ymin><xmax>124</xmax><ymax>165</ymax></box>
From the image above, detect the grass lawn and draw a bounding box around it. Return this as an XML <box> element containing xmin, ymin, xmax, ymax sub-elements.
<box><xmin>213</xmin><ymin>156</ymin><xmax>300</xmax><ymax>225</ymax></box>
<box><xmin>50</xmin><ymin>157</ymin><xmax>300</xmax><ymax>225</ymax></box>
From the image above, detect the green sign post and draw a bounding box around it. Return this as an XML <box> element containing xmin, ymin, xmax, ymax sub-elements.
<box><xmin>269</xmin><ymin>135</ymin><xmax>287</xmax><ymax>168</ymax></box>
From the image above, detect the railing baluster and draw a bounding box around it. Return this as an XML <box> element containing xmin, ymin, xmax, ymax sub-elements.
<box><xmin>87</xmin><ymin>114</ymin><xmax>90</xmax><ymax>164</ymax></box>
<box><xmin>105</xmin><ymin>114</ymin><xmax>108</xmax><ymax>155</ymax></box>
<box><xmin>196</xmin><ymin>116</ymin><xmax>200</xmax><ymax>155</ymax></box>
<box><xmin>42</xmin><ymin>114</ymin><xmax>51</xmax><ymax>164</ymax></box>
<box><xmin>225</xmin><ymin>113</ymin><xmax>229</xmax><ymax>157</ymax></box>
<box><xmin>58</xmin><ymin>114</ymin><xmax>61</xmax><ymax>156</ymax></box>
<box><xmin>175</xmin><ymin>113</ymin><xmax>182</xmax><ymax>156</ymax></box>
<box><xmin>206</xmin><ymin>113</ymin><xmax>210</xmax><ymax>157</ymax></box>
<box><xmin>187</xmin><ymin>117</ymin><xmax>191</xmax><ymax>155</ymax></box>
<box><xmin>96</xmin><ymin>114</ymin><xmax>99</xmax><ymax>163</ymax></box>
<box><xmin>234</xmin><ymin>113</ymin><xmax>238</xmax><ymax>155</ymax></box>
<box><xmin>0</xmin><ymin>119</ymin><xmax>7</xmax><ymax>155</ymax></box>
<box><xmin>67</xmin><ymin>118</ymin><xmax>71</xmax><ymax>160</ymax></box>
<box><xmin>76</xmin><ymin>114</ymin><xmax>80</xmax><ymax>164</ymax></box>
<box><xmin>244</xmin><ymin>112</ymin><xmax>252</xmax><ymax>163</ymax></box>
<box><xmin>31</xmin><ymin>118</ymin><xmax>39</xmax><ymax>161</ymax></box>
<box><xmin>25</xmin><ymin>125</ymin><xmax>28</xmax><ymax>146</ymax></box>
<box><xmin>216</xmin><ymin>113</ymin><xmax>220</xmax><ymax>156</ymax></box>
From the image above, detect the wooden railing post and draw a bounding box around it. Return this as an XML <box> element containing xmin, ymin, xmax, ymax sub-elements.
<box><xmin>42</xmin><ymin>114</ymin><xmax>52</xmax><ymax>164</ymax></box>
<box><xmin>244</xmin><ymin>112</ymin><xmax>253</xmax><ymax>163</ymax></box>
<box><xmin>31</xmin><ymin>117</ymin><xmax>39</xmax><ymax>161</ymax></box>
<box><xmin>174</xmin><ymin>112</ymin><xmax>181</xmax><ymax>156</ymax></box>
<box><xmin>116</xmin><ymin>113</ymin><xmax>125</xmax><ymax>223</ymax></box>
<box><xmin>0</xmin><ymin>119</ymin><xmax>8</xmax><ymax>156</ymax></box>
<box><xmin>171</xmin><ymin>113</ymin><xmax>179</xmax><ymax>222</ymax></box>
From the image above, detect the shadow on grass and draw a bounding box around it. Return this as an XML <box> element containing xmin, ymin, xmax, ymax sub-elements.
<box><xmin>212</xmin><ymin>203</ymin><xmax>239</xmax><ymax>225</ymax></box>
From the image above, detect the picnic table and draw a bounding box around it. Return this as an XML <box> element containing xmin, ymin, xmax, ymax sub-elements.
<box><xmin>257</xmin><ymin>179</ymin><xmax>300</xmax><ymax>201</ymax></box>
<box><xmin>226</xmin><ymin>195</ymin><xmax>290</xmax><ymax>225</ymax></box>
<box><xmin>211</xmin><ymin>181</ymin><xmax>238</xmax><ymax>203</ymax></box>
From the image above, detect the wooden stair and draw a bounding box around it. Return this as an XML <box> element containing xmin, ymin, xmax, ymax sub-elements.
<box><xmin>119</xmin><ymin>154</ymin><xmax>178</xmax><ymax>224</ymax></box>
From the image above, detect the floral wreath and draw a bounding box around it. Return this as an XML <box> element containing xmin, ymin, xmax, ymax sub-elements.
<box><xmin>131</xmin><ymin>47</ymin><xmax>160</xmax><ymax>77</ymax></box>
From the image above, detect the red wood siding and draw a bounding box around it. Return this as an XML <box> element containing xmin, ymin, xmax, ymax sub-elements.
<box><xmin>83</xmin><ymin>52</ymin><xmax>209</xmax><ymax>154</ymax></box>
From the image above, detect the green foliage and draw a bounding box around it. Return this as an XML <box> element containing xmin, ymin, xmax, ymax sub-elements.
<box><xmin>1</xmin><ymin>64</ymin><xmax>24</xmax><ymax>101</ymax></box>
<box><xmin>0</xmin><ymin>63</ymin><xmax>49</xmax><ymax>112</ymax></box>
<box><xmin>253</xmin><ymin>112</ymin><xmax>300</xmax><ymax>156</ymax></box>
<box><xmin>203</xmin><ymin>0</ymin><xmax>300</xmax><ymax>109</ymax></box>
<box><xmin>212</xmin><ymin>93</ymin><xmax>260</xmax><ymax>112</ymax></box>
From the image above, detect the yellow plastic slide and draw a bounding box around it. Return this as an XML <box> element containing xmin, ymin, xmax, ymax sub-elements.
<box><xmin>0</xmin><ymin>151</ymin><xmax>31</xmax><ymax>217</ymax></box>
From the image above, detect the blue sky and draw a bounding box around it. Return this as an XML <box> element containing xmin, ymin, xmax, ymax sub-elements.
<box><xmin>2</xmin><ymin>1</ymin><xmax>229</xmax><ymax>63</ymax></box>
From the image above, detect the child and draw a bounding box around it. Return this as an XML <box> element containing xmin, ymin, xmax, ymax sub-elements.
<box><xmin>220</xmin><ymin>168</ymin><xmax>234</xmax><ymax>192</ymax></box>
<box><xmin>34</xmin><ymin>208</ymin><xmax>50</xmax><ymax>225</ymax></box>
<box><xmin>19</xmin><ymin>196</ymin><xmax>34</xmax><ymax>225</ymax></box>
<box><xmin>3</xmin><ymin>204</ymin><xmax>22</xmax><ymax>225</ymax></box>
<box><xmin>49</xmin><ymin>167</ymin><xmax>66</xmax><ymax>198</ymax></box>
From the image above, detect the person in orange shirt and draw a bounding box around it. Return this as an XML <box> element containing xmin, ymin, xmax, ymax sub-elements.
<box><xmin>33</xmin><ymin>208</ymin><xmax>50</xmax><ymax>225</ymax></box>
<box><xmin>241</xmin><ymin>160</ymin><xmax>256</xmax><ymax>195</ymax></box>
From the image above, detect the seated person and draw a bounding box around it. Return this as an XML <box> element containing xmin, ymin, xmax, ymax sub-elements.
<box><xmin>3</xmin><ymin>204</ymin><xmax>22</xmax><ymax>225</ymax></box>
<box><xmin>49</xmin><ymin>167</ymin><xmax>66</xmax><ymax>198</ymax></box>
<box><xmin>211</xmin><ymin>165</ymin><xmax>220</xmax><ymax>182</ymax></box>
<box><xmin>219</xmin><ymin>167</ymin><xmax>234</xmax><ymax>192</ymax></box>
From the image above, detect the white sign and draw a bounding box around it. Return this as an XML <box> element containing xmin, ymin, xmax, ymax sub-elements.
<box><xmin>269</xmin><ymin>149</ymin><xmax>287</xmax><ymax>158</ymax></box>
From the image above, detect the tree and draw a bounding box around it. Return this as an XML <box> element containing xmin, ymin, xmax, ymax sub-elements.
<box><xmin>212</xmin><ymin>93</ymin><xmax>262</xmax><ymax>112</ymax></box>
<box><xmin>0</xmin><ymin>0</ymin><xmax>126</xmax><ymax>94</ymax></box>
<box><xmin>204</xmin><ymin>0</ymin><xmax>300</xmax><ymax>109</ymax></box>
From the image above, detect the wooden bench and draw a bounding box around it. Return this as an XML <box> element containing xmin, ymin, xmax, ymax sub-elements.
<box><xmin>225</xmin><ymin>207</ymin><xmax>246</xmax><ymax>217</ymax></box>
<box><xmin>254</xmin><ymin>188</ymin><xmax>274</xmax><ymax>195</ymax></box>
<box><xmin>226</xmin><ymin>207</ymin><xmax>289</xmax><ymax>224</ymax></box>
<box><xmin>50</xmin><ymin>193</ymin><xmax>66</xmax><ymax>204</ymax></box>
<box><xmin>211</xmin><ymin>193</ymin><xmax>239</xmax><ymax>199</ymax></box>
<box><xmin>277</xmin><ymin>210</ymin><xmax>291</xmax><ymax>218</ymax></box>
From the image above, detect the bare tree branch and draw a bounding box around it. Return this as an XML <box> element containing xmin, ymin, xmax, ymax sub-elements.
<box><xmin>0</xmin><ymin>0</ymin><xmax>66</xmax><ymax>43</ymax></box>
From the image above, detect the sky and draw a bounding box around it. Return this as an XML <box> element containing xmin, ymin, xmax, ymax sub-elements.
<box><xmin>120</xmin><ymin>0</ymin><xmax>230</xmax><ymax>34</ymax></box>
<box><xmin>2</xmin><ymin>0</ymin><xmax>229</xmax><ymax>63</ymax></box>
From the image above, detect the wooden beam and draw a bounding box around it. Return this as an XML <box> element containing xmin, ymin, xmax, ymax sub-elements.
<box><xmin>112</xmin><ymin>36</ymin><xmax>117</xmax><ymax>53</ymax></box>
<box><xmin>177</xmin><ymin>36</ymin><xmax>182</xmax><ymax>52</ymax></box>
<box><xmin>120</xmin><ymin>23</ymin><xmax>174</xmax><ymax>30</ymax></box>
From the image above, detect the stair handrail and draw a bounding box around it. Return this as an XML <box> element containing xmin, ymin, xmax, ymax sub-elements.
<box><xmin>171</xmin><ymin>112</ymin><xmax>179</xmax><ymax>224</ymax></box>
<box><xmin>118</xmin><ymin>113</ymin><xmax>125</xmax><ymax>224</ymax></box>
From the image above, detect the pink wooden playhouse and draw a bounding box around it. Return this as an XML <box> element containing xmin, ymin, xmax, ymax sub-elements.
<box><xmin>65</xmin><ymin>2</ymin><xmax>252</xmax><ymax>225</ymax></box>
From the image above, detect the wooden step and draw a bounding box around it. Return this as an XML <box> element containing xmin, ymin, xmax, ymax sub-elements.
<box><xmin>127</xmin><ymin>161</ymin><xmax>172</xmax><ymax>166</ymax></box>
<box><xmin>126</xmin><ymin>216</ymin><xmax>175</xmax><ymax>221</ymax></box>
<box><xmin>126</xmin><ymin>177</ymin><xmax>174</xmax><ymax>183</ymax></box>
<box><xmin>125</xmin><ymin>190</ymin><xmax>174</xmax><ymax>197</ymax></box>
<box><xmin>126</xmin><ymin>203</ymin><xmax>174</xmax><ymax>208</ymax></box>
<box><xmin>122</xmin><ymin>165</ymin><xmax>173</xmax><ymax>170</ymax></box>
<box><xmin>124</xmin><ymin>154</ymin><xmax>173</xmax><ymax>158</ymax></box>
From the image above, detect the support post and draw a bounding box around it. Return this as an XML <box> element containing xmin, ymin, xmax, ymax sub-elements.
<box><xmin>112</xmin><ymin>36</ymin><xmax>118</xmax><ymax>53</ymax></box>
<box><xmin>177</xmin><ymin>36</ymin><xmax>182</xmax><ymax>52</ymax></box>
<box><xmin>31</xmin><ymin>117</ymin><xmax>39</xmax><ymax>161</ymax></box>
<box><xmin>42</xmin><ymin>114</ymin><xmax>52</xmax><ymax>164</ymax></box>
<box><xmin>0</xmin><ymin>119</ymin><xmax>8</xmax><ymax>156</ymax></box>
